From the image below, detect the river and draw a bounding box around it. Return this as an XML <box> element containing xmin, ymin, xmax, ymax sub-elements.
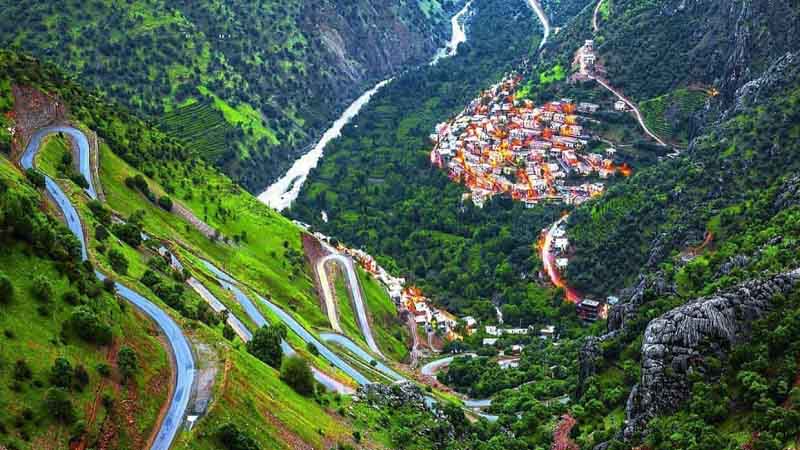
<box><xmin>258</xmin><ymin>1</ymin><xmax>473</xmax><ymax>211</ymax></box>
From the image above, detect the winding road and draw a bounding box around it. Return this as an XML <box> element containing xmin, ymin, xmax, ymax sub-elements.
<box><xmin>21</xmin><ymin>126</ymin><xmax>195</xmax><ymax>450</ymax></box>
<box><xmin>592</xmin><ymin>0</ymin><xmax>604</xmax><ymax>33</ymax></box>
<box><xmin>541</xmin><ymin>216</ymin><xmax>580</xmax><ymax>302</ymax></box>
<box><xmin>317</xmin><ymin>253</ymin><xmax>383</xmax><ymax>357</ymax></box>
<box><xmin>199</xmin><ymin>259</ymin><xmax>368</xmax><ymax>390</ymax></box>
<box><xmin>589</xmin><ymin>76</ymin><xmax>667</xmax><ymax>146</ymax></box>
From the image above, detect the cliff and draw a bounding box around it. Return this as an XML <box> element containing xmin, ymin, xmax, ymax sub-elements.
<box><xmin>622</xmin><ymin>268</ymin><xmax>800</xmax><ymax>440</ymax></box>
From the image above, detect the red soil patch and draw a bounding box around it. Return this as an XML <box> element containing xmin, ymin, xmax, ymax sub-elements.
<box><xmin>551</xmin><ymin>414</ymin><xmax>579</xmax><ymax>450</ymax></box>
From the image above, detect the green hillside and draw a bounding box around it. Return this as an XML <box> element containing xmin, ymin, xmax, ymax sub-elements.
<box><xmin>0</xmin><ymin>0</ymin><xmax>449</xmax><ymax>191</ymax></box>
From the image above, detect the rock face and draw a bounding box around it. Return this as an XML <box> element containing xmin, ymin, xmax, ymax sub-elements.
<box><xmin>622</xmin><ymin>268</ymin><xmax>800</xmax><ymax>441</ymax></box>
<box><xmin>355</xmin><ymin>381</ymin><xmax>430</xmax><ymax>411</ymax></box>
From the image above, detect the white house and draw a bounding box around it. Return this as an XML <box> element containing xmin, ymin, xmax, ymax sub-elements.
<box><xmin>556</xmin><ymin>258</ymin><xmax>569</xmax><ymax>269</ymax></box>
<box><xmin>614</xmin><ymin>100</ymin><xmax>627</xmax><ymax>111</ymax></box>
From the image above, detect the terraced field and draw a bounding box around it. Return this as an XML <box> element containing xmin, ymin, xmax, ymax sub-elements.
<box><xmin>640</xmin><ymin>88</ymin><xmax>709</xmax><ymax>146</ymax></box>
<box><xmin>159</xmin><ymin>101</ymin><xmax>236</xmax><ymax>162</ymax></box>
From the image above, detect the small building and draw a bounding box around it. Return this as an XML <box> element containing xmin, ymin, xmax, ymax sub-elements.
<box><xmin>555</xmin><ymin>237</ymin><xmax>569</xmax><ymax>252</ymax></box>
<box><xmin>540</xmin><ymin>325</ymin><xmax>556</xmax><ymax>339</ymax></box>
<box><xmin>485</xmin><ymin>325</ymin><xmax>500</xmax><ymax>336</ymax></box>
<box><xmin>483</xmin><ymin>338</ymin><xmax>499</xmax><ymax>346</ymax></box>
<box><xmin>614</xmin><ymin>100</ymin><xmax>628</xmax><ymax>111</ymax></box>
<box><xmin>577</xmin><ymin>299</ymin><xmax>602</xmax><ymax>322</ymax></box>
<box><xmin>556</xmin><ymin>258</ymin><xmax>569</xmax><ymax>269</ymax></box>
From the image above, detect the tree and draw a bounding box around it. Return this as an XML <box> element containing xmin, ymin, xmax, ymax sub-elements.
<box><xmin>45</xmin><ymin>388</ymin><xmax>75</xmax><ymax>423</ymax></box>
<box><xmin>25</xmin><ymin>168</ymin><xmax>45</xmax><ymax>188</ymax></box>
<box><xmin>69</xmin><ymin>305</ymin><xmax>113</xmax><ymax>345</ymax></box>
<box><xmin>280</xmin><ymin>356</ymin><xmax>314</xmax><ymax>396</ymax></box>
<box><xmin>50</xmin><ymin>357</ymin><xmax>73</xmax><ymax>388</ymax></box>
<box><xmin>158</xmin><ymin>195</ymin><xmax>173</xmax><ymax>211</ymax></box>
<box><xmin>108</xmin><ymin>249</ymin><xmax>129</xmax><ymax>275</ymax></box>
<box><xmin>0</xmin><ymin>272</ymin><xmax>13</xmax><ymax>304</ymax></box>
<box><xmin>246</xmin><ymin>325</ymin><xmax>285</xmax><ymax>368</ymax></box>
<box><xmin>31</xmin><ymin>275</ymin><xmax>53</xmax><ymax>302</ymax></box>
<box><xmin>217</xmin><ymin>423</ymin><xmax>259</xmax><ymax>450</ymax></box>
<box><xmin>117</xmin><ymin>346</ymin><xmax>138</xmax><ymax>382</ymax></box>
<box><xmin>222</xmin><ymin>322</ymin><xmax>236</xmax><ymax>341</ymax></box>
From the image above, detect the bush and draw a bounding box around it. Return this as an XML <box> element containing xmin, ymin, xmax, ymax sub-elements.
<box><xmin>158</xmin><ymin>195</ymin><xmax>173</xmax><ymax>211</ymax></box>
<box><xmin>217</xmin><ymin>422</ymin><xmax>259</xmax><ymax>450</ymax></box>
<box><xmin>0</xmin><ymin>272</ymin><xmax>13</xmax><ymax>304</ymax></box>
<box><xmin>25</xmin><ymin>168</ymin><xmax>45</xmax><ymax>188</ymax></box>
<box><xmin>117</xmin><ymin>346</ymin><xmax>138</xmax><ymax>382</ymax></box>
<box><xmin>50</xmin><ymin>357</ymin><xmax>73</xmax><ymax>388</ymax></box>
<box><xmin>107</xmin><ymin>249</ymin><xmax>128</xmax><ymax>275</ymax></box>
<box><xmin>246</xmin><ymin>325</ymin><xmax>286</xmax><ymax>368</ymax></box>
<box><xmin>73</xmin><ymin>365</ymin><xmax>89</xmax><ymax>391</ymax></box>
<box><xmin>62</xmin><ymin>291</ymin><xmax>81</xmax><ymax>305</ymax></box>
<box><xmin>31</xmin><ymin>275</ymin><xmax>53</xmax><ymax>302</ymax></box>
<box><xmin>222</xmin><ymin>322</ymin><xmax>236</xmax><ymax>341</ymax></box>
<box><xmin>140</xmin><ymin>269</ymin><xmax>160</xmax><ymax>288</ymax></box>
<box><xmin>280</xmin><ymin>356</ymin><xmax>314</xmax><ymax>396</ymax></box>
<box><xmin>13</xmin><ymin>360</ymin><xmax>32</xmax><ymax>381</ymax></box>
<box><xmin>69</xmin><ymin>305</ymin><xmax>112</xmax><ymax>345</ymax></box>
<box><xmin>44</xmin><ymin>388</ymin><xmax>75</xmax><ymax>423</ymax></box>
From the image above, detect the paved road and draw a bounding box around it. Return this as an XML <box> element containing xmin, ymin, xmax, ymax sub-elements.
<box><xmin>23</xmin><ymin>126</ymin><xmax>98</xmax><ymax>200</ymax></box>
<box><xmin>592</xmin><ymin>0</ymin><xmax>604</xmax><ymax>32</ymax></box>
<box><xmin>199</xmin><ymin>260</ymin><xmax>366</xmax><ymax>390</ymax></box>
<box><xmin>541</xmin><ymin>216</ymin><xmax>580</xmax><ymax>302</ymax></box>
<box><xmin>22</xmin><ymin>126</ymin><xmax>194</xmax><ymax>450</ymax></box>
<box><xmin>420</xmin><ymin>353</ymin><xmax>476</xmax><ymax>377</ymax></box>
<box><xmin>525</xmin><ymin>0</ymin><xmax>551</xmax><ymax>49</ymax></box>
<box><xmin>320</xmin><ymin>332</ymin><xmax>403</xmax><ymax>382</ymax></box>
<box><xmin>315</xmin><ymin>257</ymin><xmax>343</xmax><ymax>333</ymax></box>
<box><xmin>318</xmin><ymin>254</ymin><xmax>383</xmax><ymax>356</ymax></box>
<box><xmin>186</xmin><ymin>277</ymin><xmax>251</xmax><ymax>342</ymax></box>
<box><xmin>589</xmin><ymin>76</ymin><xmax>667</xmax><ymax>147</ymax></box>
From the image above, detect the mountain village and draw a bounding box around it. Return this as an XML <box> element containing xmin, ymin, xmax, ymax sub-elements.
<box><xmin>430</xmin><ymin>74</ymin><xmax>630</xmax><ymax>208</ymax></box>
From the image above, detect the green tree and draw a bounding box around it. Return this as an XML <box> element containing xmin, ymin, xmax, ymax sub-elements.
<box><xmin>117</xmin><ymin>346</ymin><xmax>138</xmax><ymax>382</ymax></box>
<box><xmin>108</xmin><ymin>248</ymin><xmax>129</xmax><ymax>275</ymax></box>
<box><xmin>44</xmin><ymin>388</ymin><xmax>75</xmax><ymax>423</ymax></box>
<box><xmin>246</xmin><ymin>324</ymin><xmax>286</xmax><ymax>368</ymax></box>
<box><xmin>50</xmin><ymin>357</ymin><xmax>73</xmax><ymax>388</ymax></box>
<box><xmin>280</xmin><ymin>356</ymin><xmax>314</xmax><ymax>396</ymax></box>
<box><xmin>0</xmin><ymin>272</ymin><xmax>13</xmax><ymax>304</ymax></box>
<box><xmin>31</xmin><ymin>275</ymin><xmax>53</xmax><ymax>302</ymax></box>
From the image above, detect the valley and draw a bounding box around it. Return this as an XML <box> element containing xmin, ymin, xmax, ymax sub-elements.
<box><xmin>1</xmin><ymin>0</ymin><xmax>800</xmax><ymax>449</ymax></box>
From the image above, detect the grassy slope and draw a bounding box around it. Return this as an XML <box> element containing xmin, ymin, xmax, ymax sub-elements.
<box><xmin>0</xmin><ymin>159</ymin><xmax>168</xmax><ymax>450</ymax></box>
<box><xmin>357</xmin><ymin>267</ymin><xmax>410</xmax><ymax>362</ymax></box>
<box><xmin>172</xmin><ymin>337</ymin><xmax>364</xmax><ymax>450</ymax></box>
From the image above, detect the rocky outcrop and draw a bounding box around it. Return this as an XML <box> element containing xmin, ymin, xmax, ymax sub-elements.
<box><xmin>729</xmin><ymin>51</ymin><xmax>800</xmax><ymax>117</ymax></box>
<box><xmin>577</xmin><ymin>330</ymin><xmax>619</xmax><ymax>397</ymax></box>
<box><xmin>622</xmin><ymin>268</ymin><xmax>800</xmax><ymax>441</ymax></box>
<box><xmin>356</xmin><ymin>381</ymin><xmax>427</xmax><ymax>409</ymax></box>
<box><xmin>608</xmin><ymin>272</ymin><xmax>674</xmax><ymax>333</ymax></box>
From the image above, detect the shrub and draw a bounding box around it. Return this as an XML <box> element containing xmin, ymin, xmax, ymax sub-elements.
<box><xmin>50</xmin><ymin>358</ymin><xmax>73</xmax><ymax>388</ymax></box>
<box><xmin>117</xmin><ymin>346</ymin><xmax>138</xmax><ymax>382</ymax></box>
<box><xmin>158</xmin><ymin>195</ymin><xmax>173</xmax><ymax>211</ymax></box>
<box><xmin>44</xmin><ymin>388</ymin><xmax>75</xmax><ymax>423</ymax></box>
<box><xmin>31</xmin><ymin>275</ymin><xmax>53</xmax><ymax>302</ymax></box>
<box><xmin>13</xmin><ymin>360</ymin><xmax>32</xmax><ymax>381</ymax></box>
<box><xmin>246</xmin><ymin>325</ymin><xmax>286</xmax><ymax>368</ymax></box>
<box><xmin>280</xmin><ymin>356</ymin><xmax>314</xmax><ymax>396</ymax></box>
<box><xmin>0</xmin><ymin>272</ymin><xmax>13</xmax><ymax>304</ymax></box>
<box><xmin>25</xmin><ymin>168</ymin><xmax>45</xmax><ymax>188</ymax></box>
<box><xmin>107</xmin><ymin>249</ymin><xmax>128</xmax><ymax>275</ymax></box>
<box><xmin>62</xmin><ymin>291</ymin><xmax>81</xmax><ymax>305</ymax></box>
<box><xmin>217</xmin><ymin>423</ymin><xmax>259</xmax><ymax>450</ymax></box>
<box><xmin>73</xmin><ymin>365</ymin><xmax>89</xmax><ymax>391</ymax></box>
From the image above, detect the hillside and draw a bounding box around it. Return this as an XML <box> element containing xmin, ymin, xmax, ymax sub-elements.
<box><xmin>290</xmin><ymin>0</ymin><xmax>561</xmax><ymax>319</ymax></box>
<box><xmin>0</xmin><ymin>0</ymin><xmax>453</xmax><ymax>192</ymax></box>
<box><xmin>0</xmin><ymin>50</ymin><xmax>417</xmax><ymax>449</ymax></box>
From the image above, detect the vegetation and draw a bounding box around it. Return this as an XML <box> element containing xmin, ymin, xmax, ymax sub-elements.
<box><xmin>0</xmin><ymin>0</ymin><xmax>447</xmax><ymax>191</ymax></box>
<box><xmin>280</xmin><ymin>355</ymin><xmax>315</xmax><ymax>396</ymax></box>
<box><xmin>291</xmin><ymin>0</ymin><xmax>555</xmax><ymax>316</ymax></box>
<box><xmin>247</xmin><ymin>324</ymin><xmax>286</xmax><ymax>368</ymax></box>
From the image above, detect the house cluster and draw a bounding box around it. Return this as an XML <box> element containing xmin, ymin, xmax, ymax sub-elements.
<box><xmin>430</xmin><ymin>74</ymin><xmax>627</xmax><ymax>208</ymax></box>
<box><xmin>404</xmin><ymin>286</ymin><xmax>460</xmax><ymax>339</ymax></box>
<box><xmin>475</xmin><ymin>323</ymin><xmax>557</xmax><ymax>346</ymax></box>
